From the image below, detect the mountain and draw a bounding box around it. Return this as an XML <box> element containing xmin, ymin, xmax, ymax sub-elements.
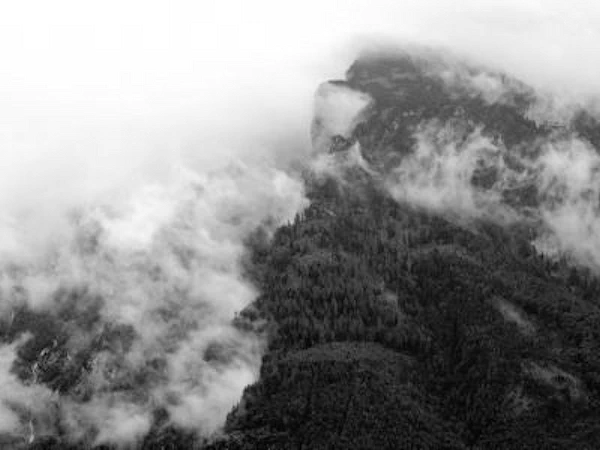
<box><xmin>10</xmin><ymin>48</ymin><xmax>600</xmax><ymax>449</ymax></box>
<box><xmin>205</xmin><ymin>49</ymin><xmax>600</xmax><ymax>449</ymax></box>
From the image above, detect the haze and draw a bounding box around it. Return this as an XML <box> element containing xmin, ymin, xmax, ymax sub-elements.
<box><xmin>1</xmin><ymin>1</ymin><xmax>599</xmax><ymax>204</ymax></box>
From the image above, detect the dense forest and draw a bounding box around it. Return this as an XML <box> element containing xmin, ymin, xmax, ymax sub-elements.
<box><xmin>13</xmin><ymin>49</ymin><xmax>600</xmax><ymax>448</ymax></box>
<box><xmin>207</xmin><ymin>185</ymin><xmax>600</xmax><ymax>449</ymax></box>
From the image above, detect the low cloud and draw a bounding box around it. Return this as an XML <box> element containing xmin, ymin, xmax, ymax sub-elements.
<box><xmin>384</xmin><ymin>116</ymin><xmax>600</xmax><ymax>271</ymax></box>
<box><xmin>386</xmin><ymin>120</ymin><xmax>509</xmax><ymax>218</ymax></box>
<box><xmin>0</xmin><ymin>164</ymin><xmax>307</xmax><ymax>444</ymax></box>
<box><xmin>311</xmin><ymin>82</ymin><xmax>373</xmax><ymax>153</ymax></box>
<box><xmin>535</xmin><ymin>139</ymin><xmax>600</xmax><ymax>268</ymax></box>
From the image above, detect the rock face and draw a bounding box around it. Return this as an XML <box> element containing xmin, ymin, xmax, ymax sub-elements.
<box><xmin>311</xmin><ymin>81</ymin><xmax>372</xmax><ymax>153</ymax></box>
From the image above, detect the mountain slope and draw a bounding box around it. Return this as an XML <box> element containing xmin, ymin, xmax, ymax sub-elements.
<box><xmin>207</xmin><ymin>49</ymin><xmax>600</xmax><ymax>449</ymax></box>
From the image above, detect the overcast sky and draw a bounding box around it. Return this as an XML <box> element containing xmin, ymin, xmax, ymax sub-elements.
<box><xmin>0</xmin><ymin>0</ymin><xmax>599</xmax><ymax>222</ymax></box>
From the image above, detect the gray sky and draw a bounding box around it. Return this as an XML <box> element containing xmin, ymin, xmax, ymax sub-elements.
<box><xmin>0</xmin><ymin>0</ymin><xmax>599</xmax><ymax>232</ymax></box>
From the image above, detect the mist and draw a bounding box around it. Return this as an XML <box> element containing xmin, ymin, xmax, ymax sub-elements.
<box><xmin>2</xmin><ymin>0</ymin><xmax>600</xmax><ymax>446</ymax></box>
<box><xmin>385</xmin><ymin>117</ymin><xmax>600</xmax><ymax>272</ymax></box>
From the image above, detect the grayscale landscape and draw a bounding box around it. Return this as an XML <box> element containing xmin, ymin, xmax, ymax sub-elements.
<box><xmin>1</xmin><ymin>1</ymin><xmax>600</xmax><ymax>449</ymax></box>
